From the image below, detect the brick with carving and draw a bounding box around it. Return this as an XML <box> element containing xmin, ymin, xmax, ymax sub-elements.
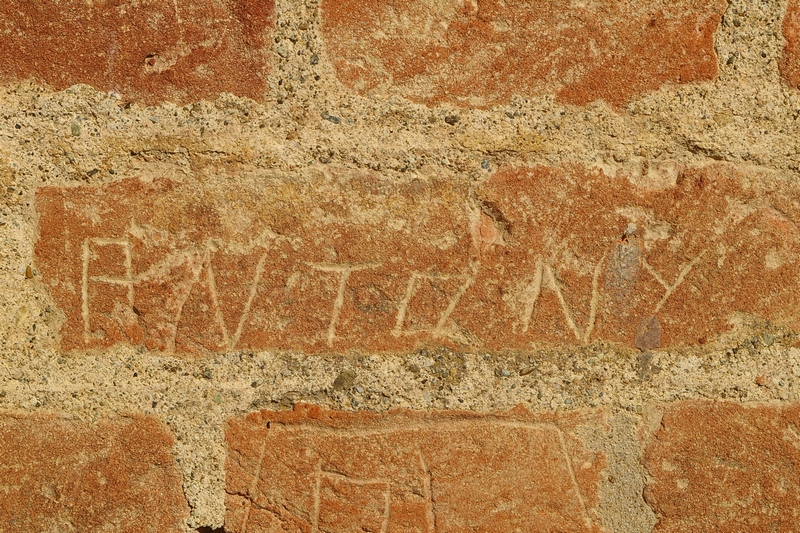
<box><xmin>225</xmin><ymin>404</ymin><xmax>606</xmax><ymax>532</ymax></box>
<box><xmin>35</xmin><ymin>164</ymin><xmax>800</xmax><ymax>356</ymax></box>
<box><xmin>321</xmin><ymin>0</ymin><xmax>726</xmax><ymax>107</ymax></box>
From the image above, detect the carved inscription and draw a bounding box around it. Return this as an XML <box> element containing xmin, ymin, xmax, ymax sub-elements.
<box><xmin>35</xmin><ymin>164</ymin><xmax>800</xmax><ymax>355</ymax></box>
<box><xmin>224</xmin><ymin>405</ymin><xmax>606</xmax><ymax>533</ymax></box>
<box><xmin>457</xmin><ymin>164</ymin><xmax>800</xmax><ymax>349</ymax></box>
<box><xmin>320</xmin><ymin>0</ymin><xmax>726</xmax><ymax>108</ymax></box>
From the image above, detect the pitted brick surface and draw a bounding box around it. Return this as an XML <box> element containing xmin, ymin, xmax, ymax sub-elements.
<box><xmin>0</xmin><ymin>413</ymin><xmax>188</xmax><ymax>533</ymax></box>
<box><xmin>320</xmin><ymin>0</ymin><xmax>725</xmax><ymax>108</ymax></box>
<box><xmin>464</xmin><ymin>163</ymin><xmax>800</xmax><ymax>349</ymax></box>
<box><xmin>34</xmin><ymin>170</ymin><xmax>474</xmax><ymax>356</ymax></box>
<box><xmin>643</xmin><ymin>401</ymin><xmax>800</xmax><ymax>531</ymax></box>
<box><xmin>225</xmin><ymin>404</ymin><xmax>607</xmax><ymax>532</ymax></box>
<box><xmin>0</xmin><ymin>0</ymin><xmax>275</xmax><ymax>105</ymax></box>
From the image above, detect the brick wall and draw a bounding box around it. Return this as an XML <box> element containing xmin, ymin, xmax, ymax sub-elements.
<box><xmin>1</xmin><ymin>0</ymin><xmax>800</xmax><ymax>531</ymax></box>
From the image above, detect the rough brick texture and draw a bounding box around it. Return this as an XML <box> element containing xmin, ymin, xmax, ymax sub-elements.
<box><xmin>0</xmin><ymin>414</ymin><xmax>188</xmax><ymax>533</ymax></box>
<box><xmin>320</xmin><ymin>0</ymin><xmax>726</xmax><ymax>108</ymax></box>
<box><xmin>0</xmin><ymin>0</ymin><xmax>274</xmax><ymax>105</ymax></box>
<box><xmin>36</xmin><ymin>164</ymin><xmax>800</xmax><ymax>356</ymax></box>
<box><xmin>225</xmin><ymin>404</ymin><xmax>606</xmax><ymax>532</ymax></box>
<box><xmin>643</xmin><ymin>401</ymin><xmax>800</xmax><ymax>531</ymax></box>
<box><xmin>782</xmin><ymin>0</ymin><xmax>800</xmax><ymax>88</ymax></box>
<box><xmin>35</xmin><ymin>171</ymin><xmax>474</xmax><ymax>355</ymax></box>
<box><xmin>6</xmin><ymin>0</ymin><xmax>800</xmax><ymax>528</ymax></box>
<box><xmin>466</xmin><ymin>164</ymin><xmax>800</xmax><ymax>350</ymax></box>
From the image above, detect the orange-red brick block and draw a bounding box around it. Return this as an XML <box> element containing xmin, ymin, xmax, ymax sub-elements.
<box><xmin>644</xmin><ymin>401</ymin><xmax>800</xmax><ymax>531</ymax></box>
<box><xmin>0</xmin><ymin>0</ymin><xmax>274</xmax><ymax>104</ymax></box>
<box><xmin>320</xmin><ymin>0</ymin><xmax>725</xmax><ymax>108</ymax></box>
<box><xmin>782</xmin><ymin>0</ymin><xmax>800</xmax><ymax>89</ymax></box>
<box><xmin>35</xmin><ymin>165</ymin><xmax>800</xmax><ymax>355</ymax></box>
<box><xmin>225</xmin><ymin>404</ymin><xmax>606</xmax><ymax>532</ymax></box>
<box><xmin>0</xmin><ymin>414</ymin><xmax>188</xmax><ymax>533</ymax></box>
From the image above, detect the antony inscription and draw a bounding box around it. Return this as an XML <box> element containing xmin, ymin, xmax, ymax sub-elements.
<box><xmin>35</xmin><ymin>164</ymin><xmax>800</xmax><ymax>356</ymax></box>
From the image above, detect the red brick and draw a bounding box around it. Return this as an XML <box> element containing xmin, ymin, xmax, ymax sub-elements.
<box><xmin>782</xmin><ymin>0</ymin><xmax>800</xmax><ymax>89</ymax></box>
<box><xmin>35</xmin><ymin>171</ymin><xmax>473</xmax><ymax>356</ymax></box>
<box><xmin>643</xmin><ymin>401</ymin><xmax>800</xmax><ymax>532</ymax></box>
<box><xmin>35</xmin><ymin>164</ymin><xmax>800</xmax><ymax>356</ymax></box>
<box><xmin>0</xmin><ymin>0</ymin><xmax>274</xmax><ymax>105</ymax></box>
<box><xmin>0</xmin><ymin>413</ymin><xmax>188</xmax><ymax>533</ymax></box>
<box><xmin>320</xmin><ymin>0</ymin><xmax>725</xmax><ymax>108</ymax></box>
<box><xmin>225</xmin><ymin>404</ymin><xmax>606</xmax><ymax>532</ymax></box>
<box><xmin>459</xmin><ymin>163</ymin><xmax>800</xmax><ymax>350</ymax></box>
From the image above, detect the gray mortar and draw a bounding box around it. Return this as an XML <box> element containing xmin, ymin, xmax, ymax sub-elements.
<box><xmin>1</xmin><ymin>0</ymin><xmax>800</xmax><ymax>529</ymax></box>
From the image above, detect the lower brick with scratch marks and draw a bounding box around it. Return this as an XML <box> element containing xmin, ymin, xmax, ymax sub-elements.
<box><xmin>224</xmin><ymin>404</ymin><xmax>607</xmax><ymax>533</ymax></box>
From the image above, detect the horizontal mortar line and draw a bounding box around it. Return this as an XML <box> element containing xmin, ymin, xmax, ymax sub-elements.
<box><xmin>24</xmin><ymin>384</ymin><xmax>262</xmax><ymax>395</ymax></box>
<box><xmin>18</xmin><ymin>379</ymin><xmax>265</xmax><ymax>391</ymax></box>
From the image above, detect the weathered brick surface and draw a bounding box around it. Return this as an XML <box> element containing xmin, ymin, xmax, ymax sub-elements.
<box><xmin>320</xmin><ymin>0</ymin><xmax>725</xmax><ymax>108</ymax></box>
<box><xmin>464</xmin><ymin>164</ymin><xmax>800</xmax><ymax>350</ymax></box>
<box><xmin>225</xmin><ymin>404</ymin><xmax>606</xmax><ymax>532</ymax></box>
<box><xmin>782</xmin><ymin>0</ymin><xmax>800</xmax><ymax>89</ymax></box>
<box><xmin>643</xmin><ymin>401</ymin><xmax>800</xmax><ymax>531</ymax></box>
<box><xmin>35</xmin><ymin>171</ymin><xmax>474</xmax><ymax>355</ymax></box>
<box><xmin>0</xmin><ymin>0</ymin><xmax>274</xmax><ymax>105</ymax></box>
<box><xmin>35</xmin><ymin>164</ymin><xmax>800</xmax><ymax>355</ymax></box>
<box><xmin>0</xmin><ymin>413</ymin><xmax>188</xmax><ymax>533</ymax></box>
